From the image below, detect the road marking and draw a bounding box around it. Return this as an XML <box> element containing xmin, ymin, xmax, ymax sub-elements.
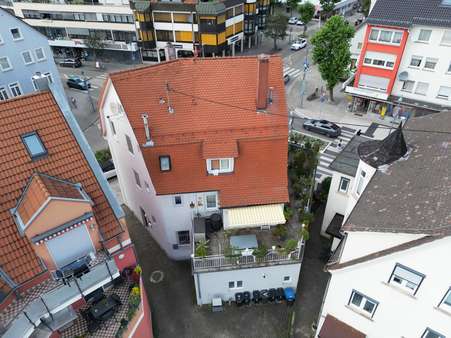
<box><xmin>283</xmin><ymin>66</ymin><xmax>303</xmax><ymax>79</ymax></box>
<box><xmin>90</xmin><ymin>85</ymin><xmax>99</xmax><ymax>89</ymax></box>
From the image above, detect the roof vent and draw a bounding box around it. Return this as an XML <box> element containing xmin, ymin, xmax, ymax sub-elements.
<box><xmin>141</xmin><ymin>113</ymin><xmax>154</xmax><ymax>147</ymax></box>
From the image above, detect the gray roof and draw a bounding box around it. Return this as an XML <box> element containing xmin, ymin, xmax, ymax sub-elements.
<box><xmin>367</xmin><ymin>0</ymin><xmax>451</xmax><ymax>28</ymax></box>
<box><xmin>329</xmin><ymin>135</ymin><xmax>370</xmax><ymax>177</ymax></box>
<box><xmin>195</xmin><ymin>2</ymin><xmax>226</xmax><ymax>15</ymax></box>
<box><xmin>344</xmin><ymin>112</ymin><xmax>451</xmax><ymax>235</ymax></box>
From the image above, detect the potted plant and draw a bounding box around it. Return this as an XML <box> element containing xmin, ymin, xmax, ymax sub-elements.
<box><xmin>195</xmin><ymin>240</ymin><xmax>209</xmax><ymax>258</ymax></box>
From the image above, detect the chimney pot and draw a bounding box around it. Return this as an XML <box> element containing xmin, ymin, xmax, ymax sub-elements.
<box><xmin>256</xmin><ymin>54</ymin><xmax>270</xmax><ymax>110</ymax></box>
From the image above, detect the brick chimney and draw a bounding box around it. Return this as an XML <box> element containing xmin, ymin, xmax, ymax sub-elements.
<box><xmin>256</xmin><ymin>54</ymin><xmax>270</xmax><ymax>110</ymax></box>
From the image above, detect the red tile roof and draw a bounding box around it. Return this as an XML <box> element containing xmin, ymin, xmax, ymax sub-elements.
<box><xmin>0</xmin><ymin>92</ymin><xmax>122</xmax><ymax>288</ymax></box>
<box><xmin>16</xmin><ymin>173</ymin><xmax>85</xmax><ymax>226</ymax></box>
<box><xmin>107</xmin><ymin>56</ymin><xmax>288</xmax><ymax>207</ymax></box>
<box><xmin>318</xmin><ymin>314</ymin><xmax>366</xmax><ymax>338</ymax></box>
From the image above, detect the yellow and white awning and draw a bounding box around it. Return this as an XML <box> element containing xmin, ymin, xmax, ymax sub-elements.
<box><xmin>223</xmin><ymin>204</ymin><xmax>286</xmax><ymax>230</ymax></box>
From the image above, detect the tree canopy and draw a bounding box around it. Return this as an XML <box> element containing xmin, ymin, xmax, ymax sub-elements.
<box><xmin>319</xmin><ymin>0</ymin><xmax>338</xmax><ymax>17</ymax></box>
<box><xmin>264</xmin><ymin>14</ymin><xmax>288</xmax><ymax>50</ymax></box>
<box><xmin>298</xmin><ymin>1</ymin><xmax>316</xmax><ymax>34</ymax></box>
<box><xmin>311</xmin><ymin>15</ymin><xmax>354</xmax><ymax>101</ymax></box>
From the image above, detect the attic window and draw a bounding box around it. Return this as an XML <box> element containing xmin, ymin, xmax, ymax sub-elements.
<box><xmin>21</xmin><ymin>132</ymin><xmax>47</xmax><ymax>160</ymax></box>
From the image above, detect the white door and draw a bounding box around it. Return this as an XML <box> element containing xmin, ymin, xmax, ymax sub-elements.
<box><xmin>46</xmin><ymin>225</ymin><xmax>95</xmax><ymax>268</ymax></box>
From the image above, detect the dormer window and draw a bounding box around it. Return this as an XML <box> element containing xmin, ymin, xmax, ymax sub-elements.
<box><xmin>207</xmin><ymin>158</ymin><xmax>234</xmax><ymax>174</ymax></box>
<box><xmin>159</xmin><ymin>155</ymin><xmax>171</xmax><ymax>171</ymax></box>
<box><xmin>21</xmin><ymin>132</ymin><xmax>47</xmax><ymax>160</ymax></box>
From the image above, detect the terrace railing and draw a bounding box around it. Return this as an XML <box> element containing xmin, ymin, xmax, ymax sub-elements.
<box><xmin>192</xmin><ymin>240</ymin><xmax>305</xmax><ymax>272</ymax></box>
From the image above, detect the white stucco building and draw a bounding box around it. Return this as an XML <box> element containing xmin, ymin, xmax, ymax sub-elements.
<box><xmin>98</xmin><ymin>55</ymin><xmax>305</xmax><ymax>305</ymax></box>
<box><xmin>316</xmin><ymin>113</ymin><xmax>451</xmax><ymax>338</ymax></box>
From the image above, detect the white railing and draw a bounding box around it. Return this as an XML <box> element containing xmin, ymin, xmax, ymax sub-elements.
<box><xmin>192</xmin><ymin>240</ymin><xmax>305</xmax><ymax>272</ymax></box>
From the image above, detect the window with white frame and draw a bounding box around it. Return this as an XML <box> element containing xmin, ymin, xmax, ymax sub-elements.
<box><xmin>35</xmin><ymin>47</ymin><xmax>46</xmax><ymax>61</ymax></box>
<box><xmin>348</xmin><ymin>290</ymin><xmax>378</xmax><ymax>317</ymax></box>
<box><xmin>422</xmin><ymin>328</ymin><xmax>445</xmax><ymax>338</ymax></box>
<box><xmin>228</xmin><ymin>281</ymin><xmax>235</xmax><ymax>288</ymax></box>
<box><xmin>0</xmin><ymin>86</ymin><xmax>9</xmax><ymax>101</ymax></box>
<box><xmin>441</xmin><ymin>30</ymin><xmax>451</xmax><ymax>45</ymax></box>
<box><xmin>417</xmin><ymin>29</ymin><xmax>432</xmax><ymax>42</ymax></box>
<box><xmin>388</xmin><ymin>263</ymin><xmax>425</xmax><ymax>294</ymax></box>
<box><xmin>283</xmin><ymin>276</ymin><xmax>291</xmax><ymax>283</ymax></box>
<box><xmin>133</xmin><ymin>169</ymin><xmax>141</xmax><ymax>188</ymax></box>
<box><xmin>439</xmin><ymin>288</ymin><xmax>451</xmax><ymax>310</ymax></box>
<box><xmin>44</xmin><ymin>72</ymin><xmax>53</xmax><ymax>83</ymax></box>
<box><xmin>363</xmin><ymin>52</ymin><xmax>396</xmax><ymax>69</ymax></box>
<box><xmin>401</xmin><ymin>80</ymin><xmax>415</xmax><ymax>92</ymax></box>
<box><xmin>177</xmin><ymin>230</ymin><xmax>190</xmax><ymax>245</ymax></box>
<box><xmin>423</xmin><ymin>58</ymin><xmax>438</xmax><ymax>70</ymax></box>
<box><xmin>174</xmin><ymin>195</ymin><xmax>182</xmax><ymax>206</ymax></box>
<box><xmin>21</xmin><ymin>50</ymin><xmax>34</xmax><ymax>65</ymax></box>
<box><xmin>368</xmin><ymin>28</ymin><xmax>403</xmax><ymax>44</ymax></box>
<box><xmin>414</xmin><ymin>82</ymin><xmax>429</xmax><ymax>96</ymax></box>
<box><xmin>207</xmin><ymin>158</ymin><xmax>234</xmax><ymax>174</ymax></box>
<box><xmin>339</xmin><ymin>177</ymin><xmax>350</xmax><ymax>193</ymax></box>
<box><xmin>0</xmin><ymin>56</ymin><xmax>12</xmax><ymax>71</ymax></box>
<box><xmin>228</xmin><ymin>280</ymin><xmax>243</xmax><ymax>289</ymax></box>
<box><xmin>205</xmin><ymin>192</ymin><xmax>217</xmax><ymax>209</ymax></box>
<box><xmin>437</xmin><ymin>86</ymin><xmax>451</xmax><ymax>100</ymax></box>
<box><xmin>159</xmin><ymin>155</ymin><xmax>171</xmax><ymax>171</ymax></box>
<box><xmin>125</xmin><ymin>134</ymin><xmax>133</xmax><ymax>154</ymax></box>
<box><xmin>9</xmin><ymin>82</ymin><xmax>22</xmax><ymax>97</ymax></box>
<box><xmin>356</xmin><ymin>170</ymin><xmax>366</xmax><ymax>195</ymax></box>
<box><xmin>10</xmin><ymin>27</ymin><xmax>23</xmax><ymax>41</ymax></box>
<box><xmin>410</xmin><ymin>55</ymin><xmax>423</xmax><ymax>68</ymax></box>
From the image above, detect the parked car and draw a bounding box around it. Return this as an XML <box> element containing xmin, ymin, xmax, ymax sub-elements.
<box><xmin>67</xmin><ymin>76</ymin><xmax>91</xmax><ymax>90</ymax></box>
<box><xmin>290</xmin><ymin>38</ymin><xmax>307</xmax><ymax>50</ymax></box>
<box><xmin>303</xmin><ymin>119</ymin><xmax>342</xmax><ymax>138</ymax></box>
<box><xmin>288</xmin><ymin>17</ymin><xmax>298</xmax><ymax>25</ymax></box>
<box><xmin>284</xmin><ymin>74</ymin><xmax>290</xmax><ymax>84</ymax></box>
<box><xmin>59</xmin><ymin>58</ymin><xmax>82</xmax><ymax>68</ymax></box>
<box><xmin>296</xmin><ymin>19</ymin><xmax>304</xmax><ymax>26</ymax></box>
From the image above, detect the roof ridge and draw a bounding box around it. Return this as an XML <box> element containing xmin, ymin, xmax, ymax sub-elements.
<box><xmin>0</xmin><ymin>90</ymin><xmax>51</xmax><ymax>107</ymax></box>
<box><xmin>109</xmin><ymin>59</ymin><xmax>181</xmax><ymax>79</ymax></box>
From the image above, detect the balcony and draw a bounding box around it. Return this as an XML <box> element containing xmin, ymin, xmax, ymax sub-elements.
<box><xmin>192</xmin><ymin>215</ymin><xmax>305</xmax><ymax>273</ymax></box>
<box><xmin>2</xmin><ymin>257</ymin><xmax>120</xmax><ymax>338</ymax></box>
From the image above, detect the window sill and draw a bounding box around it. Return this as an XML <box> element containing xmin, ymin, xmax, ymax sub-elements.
<box><xmin>400</xmin><ymin>89</ymin><xmax>413</xmax><ymax>93</ymax></box>
<box><xmin>407</xmin><ymin>66</ymin><xmax>421</xmax><ymax>70</ymax></box>
<box><xmin>414</xmin><ymin>93</ymin><xmax>427</xmax><ymax>96</ymax></box>
<box><xmin>422</xmin><ymin>68</ymin><xmax>436</xmax><ymax>72</ymax></box>
<box><xmin>368</xmin><ymin>40</ymin><xmax>401</xmax><ymax>47</ymax></box>
<box><xmin>382</xmin><ymin>281</ymin><xmax>417</xmax><ymax>299</ymax></box>
<box><xmin>434</xmin><ymin>306</ymin><xmax>451</xmax><ymax>317</ymax></box>
<box><xmin>345</xmin><ymin>305</ymin><xmax>374</xmax><ymax>321</ymax></box>
<box><xmin>414</xmin><ymin>40</ymin><xmax>430</xmax><ymax>44</ymax></box>
<box><xmin>436</xmin><ymin>96</ymin><xmax>450</xmax><ymax>101</ymax></box>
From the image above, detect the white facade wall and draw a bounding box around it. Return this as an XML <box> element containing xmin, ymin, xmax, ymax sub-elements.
<box><xmin>350</xmin><ymin>24</ymin><xmax>366</xmax><ymax>65</ymax></box>
<box><xmin>339</xmin><ymin>232</ymin><xmax>425</xmax><ymax>263</ymax></box>
<box><xmin>102</xmin><ymin>84</ymin><xmax>220</xmax><ymax>260</ymax></box>
<box><xmin>391</xmin><ymin>25</ymin><xmax>451</xmax><ymax>107</ymax></box>
<box><xmin>344</xmin><ymin>160</ymin><xmax>376</xmax><ymax>221</ymax></box>
<box><xmin>321</xmin><ymin>171</ymin><xmax>355</xmax><ymax>237</ymax></box>
<box><xmin>195</xmin><ymin>263</ymin><xmax>301</xmax><ymax>305</ymax></box>
<box><xmin>317</xmin><ymin>236</ymin><xmax>451</xmax><ymax>338</ymax></box>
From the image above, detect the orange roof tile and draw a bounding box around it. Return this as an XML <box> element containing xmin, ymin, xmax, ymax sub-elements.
<box><xmin>0</xmin><ymin>92</ymin><xmax>122</xmax><ymax>287</ymax></box>
<box><xmin>108</xmin><ymin>56</ymin><xmax>289</xmax><ymax>207</ymax></box>
<box><xmin>16</xmin><ymin>173</ymin><xmax>85</xmax><ymax>226</ymax></box>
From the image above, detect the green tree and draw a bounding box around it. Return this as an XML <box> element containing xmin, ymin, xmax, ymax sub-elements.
<box><xmin>319</xmin><ymin>0</ymin><xmax>338</xmax><ymax>18</ymax></box>
<box><xmin>264</xmin><ymin>14</ymin><xmax>288</xmax><ymax>51</ymax></box>
<box><xmin>85</xmin><ymin>32</ymin><xmax>105</xmax><ymax>61</ymax></box>
<box><xmin>311</xmin><ymin>15</ymin><xmax>354</xmax><ymax>102</ymax></box>
<box><xmin>287</xmin><ymin>0</ymin><xmax>298</xmax><ymax>16</ymax></box>
<box><xmin>361</xmin><ymin>0</ymin><xmax>371</xmax><ymax>16</ymax></box>
<box><xmin>298</xmin><ymin>1</ymin><xmax>315</xmax><ymax>34</ymax></box>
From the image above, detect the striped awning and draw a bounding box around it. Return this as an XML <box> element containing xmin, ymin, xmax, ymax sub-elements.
<box><xmin>223</xmin><ymin>204</ymin><xmax>285</xmax><ymax>230</ymax></box>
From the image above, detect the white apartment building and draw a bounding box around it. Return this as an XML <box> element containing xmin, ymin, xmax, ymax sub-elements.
<box><xmin>98</xmin><ymin>56</ymin><xmax>305</xmax><ymax>305</ymax></box>
<box><xmin>316</xmin><ymin>112</ymin><xmax>451</xmax><ymax>338</ymax></box>
<box><xmin>8</xmin><ymin>0</ymin><xmax>139</xmax><ymax>62</ymax></box>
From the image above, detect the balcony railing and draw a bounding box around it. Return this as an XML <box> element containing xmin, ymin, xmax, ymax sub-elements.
<box><xmin>2</xmin><ymin>258</ymin><xmax>119</xmax><ymax>338</ymax></box>
<box><xmin>192</xmin><ymin>240</ymin><xmax>305</xmax><ymax>272</ymax></box>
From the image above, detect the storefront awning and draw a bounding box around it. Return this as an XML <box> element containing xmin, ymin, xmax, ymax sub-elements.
<box><xmin>345</xmin><ymin>86</ymin><xmax>389</xmax><ymax>101</ymax></box>
<box><xmin>223</xmin><ymin>204</ymin><xmax>285</xmax><ymax>230</ymax></box>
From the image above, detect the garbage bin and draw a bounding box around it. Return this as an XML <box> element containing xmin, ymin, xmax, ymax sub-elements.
<box><xmin>276</xmin><ymin>288</ymin><xmax>285</xmax><ymax>303</ymax></box>
<box><xmin>252</xmin><ymin>290</ymin><xmax>261</xmax><ymax>304</ymax></box>
<box><xmin>243</xmin><ymin>291</ymin><xmax>251</xmax><ymax>305</ymax></box>
<box><xmin>268</xmin><ymin>288</ymin><xmax>276</xmax><ymax>302</ymax></box>
<box><xmin>235</xmin><ymin>292</ymin><xmax>244</xmax><ymax>306</ymax></box>
<box><xmin>284</xmin><ymin>287</ymin><xmax>295</xmax><ymax>306</ymax></box>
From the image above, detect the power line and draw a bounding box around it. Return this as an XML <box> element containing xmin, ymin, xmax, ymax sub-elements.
<box><xmin>168</xmin><ymin>87</ymin><xmax>451</xmax><ymax>135</ymax></box>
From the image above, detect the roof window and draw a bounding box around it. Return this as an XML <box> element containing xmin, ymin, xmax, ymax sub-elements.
<box><xmin>21</xmin><ymin>132</ymin><xmax>47</xmax><ymax>160</ymax></box>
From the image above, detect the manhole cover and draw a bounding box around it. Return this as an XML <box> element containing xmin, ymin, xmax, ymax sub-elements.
<box><xmin>150</xmin><ymin>270</ymin><xmax>164</xmax><ymax>283</ymax></box>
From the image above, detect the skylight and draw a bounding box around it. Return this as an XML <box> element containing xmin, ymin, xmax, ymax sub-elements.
<box><xmin>21</xmin><ymin>132</ymin><xmax>47</xmax><ymax>159</ymax></box>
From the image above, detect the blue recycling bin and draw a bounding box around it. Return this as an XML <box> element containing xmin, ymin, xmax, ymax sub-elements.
<box><xmin>284</xmin><ymin>287</ymin><xmax>295</xmax><ymax>306</ymax></box>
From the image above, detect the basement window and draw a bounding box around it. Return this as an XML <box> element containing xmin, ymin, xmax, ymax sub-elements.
<box><xmin>21</xmin><ymin>132</ymin><xmax>47</xmax><ymax>160</ymax></box>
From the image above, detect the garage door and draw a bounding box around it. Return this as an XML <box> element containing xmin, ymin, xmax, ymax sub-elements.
<box><xmin>46</xmin><ymin>225</ymin><xmax>95</xmax><ymax>268</ymax></box>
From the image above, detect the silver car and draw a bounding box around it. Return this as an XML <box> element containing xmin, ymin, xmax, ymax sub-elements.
<box><xmin>303</xmin><ymin>119</ymin><xmax>341</xmax><ymax>138</ymax></box>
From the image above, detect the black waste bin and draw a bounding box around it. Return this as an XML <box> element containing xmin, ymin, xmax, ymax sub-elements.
<box><xmin>260</xmin><ymin>289</ymin><xmax>269</xmax><ymax>304</ymax></box>
<box><xmin>252</xmin><ymin>290</ymin><xmax>261</xmax><ymax>304</ymax></box>
<box><xmin>268</xmin><ymin>288</ymin><xmax>276</xmax><ymax>302</ymax></box>
<box><xmin>276</xmin><ymin>288</ymin><xmax>285</xmax><ymax>302</ymax></box>
<box><xmin>243</xmin><ymin>291</ymin><xmax>251</xmax><ymax>305</ymax></box>
<box><xmin>235</xmin><ymin>292</ymin><xmax>244</xmax><ymax>306</ymax></box>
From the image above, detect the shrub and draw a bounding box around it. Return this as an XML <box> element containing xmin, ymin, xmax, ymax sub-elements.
<box><xmin>283</xmin><ymin>206</ymin><xmax>293</xmax><ymax>221</ymax></box>
<box><xmin>300</xmin><ymin>212</ymin><xmax>314</xmax><ymax>226</ymax></box>
<box><xmin>95</xmin><ymin>149</ymin><xmax>111</xmax><ymax>166</ymax></box>
<box><xmin>253</xmin><ymin>245</ymin><xmax>268</xmax><ymax>259</ymax></box>
<box><xmin>299</xmin><ymin>226</ymin><xmax>310</xmax><ymax>241</ymax></box>
<box><xmin>283</xmin><ymin>239</ymin><xmax>298</xmax><ymax>254</ymax></box>
<box><xmin>272</xmin><ymin>224</ymin><xmax>288</xmax><ymax>240</ymax></box>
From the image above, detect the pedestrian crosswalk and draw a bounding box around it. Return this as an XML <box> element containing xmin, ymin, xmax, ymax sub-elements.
<box><xmin>283</xmin><ymin>66</ymin><xmax>303</xmax><ymax>79</ymax></box>
<box><xmin>315</xmin><ymin>127</ymin><xmax>357</xmax><ymax>183</ymax></box>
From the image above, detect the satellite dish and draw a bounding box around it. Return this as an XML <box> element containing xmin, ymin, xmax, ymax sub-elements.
<box><xmin>398</xmin><ymin>71</ymin><xmax>409</xmax><ymax>81</ymax></box>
